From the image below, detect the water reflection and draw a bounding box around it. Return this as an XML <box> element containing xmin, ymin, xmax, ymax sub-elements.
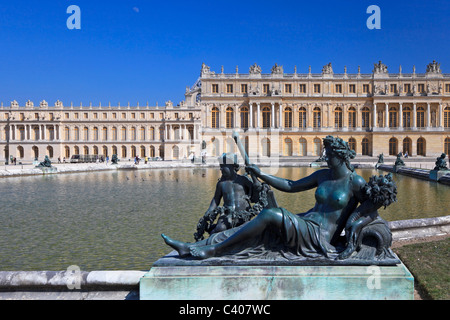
<box><xmin>0</xmin><ymin>167</ymin><xmax>448</xmax><ymax>271</ymax></box>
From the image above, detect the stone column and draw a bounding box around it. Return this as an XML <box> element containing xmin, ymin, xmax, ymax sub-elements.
<box><xmin>427</xmin><ymin>103</ymin><xmax>431</xmax><ymax>128</ymax></box>
<box><xmin>413</xmin><ymin>103</ymin><xmax>417</xmax><ymax>129</ymax></box>
<box><xmin>373</xmin><ymin>103</ymin><xmax>377</xmax><ymax>128</ymax></box>
<box><xmin>271</xmin><ymin>103</ymin><xmax>275</xmax><ymax>128</ymax></box>
<box><xmin>439</xmin><ymin>103</ymin><xmax>443</xmax><ymax>128</ymax></box>
<box><xmin>399</xmin><ymin>103</ymin><xmax>403</xmax><ymax>128</ymax></box>
<box><xmin>257</xmin><ymin>103</ymin><xmax>260</xmax><ymax>129</ymax></box>
<box><xmin>385</xmin><ymin>103</ymin><xmax>389</xmax><ymax>128</ymax></box>
<box><xmin>249</xmin><ymin>103</ymin><xmax>253</xmax><ymax>128</ymax></box>
<box><xmin>278</xmin><ymin>104</ymin><xmax>282</xmax><ymax>128</ymax></box>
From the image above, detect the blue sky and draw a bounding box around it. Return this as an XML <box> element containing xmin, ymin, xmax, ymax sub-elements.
<box><xmin>0</xmin><ymin>0</ymin><xmax>449</xmax><ymax>106</ymax></box>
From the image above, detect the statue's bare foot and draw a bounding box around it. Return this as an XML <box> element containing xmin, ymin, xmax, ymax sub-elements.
<box><xmin>190</xmin><ymin>245</ymin><xmax>216</xmax><ymax>259</ymax></box>
<box><xmin>161</xmin><ymin>234</ymin><xmax>191</xmax><ymax>258</ymax></box>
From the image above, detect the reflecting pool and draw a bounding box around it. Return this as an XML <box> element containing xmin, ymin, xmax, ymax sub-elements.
<box><xmin>0</xmin><ymin>167</ymin><xmax>448</xmax><ymax>271</ymax></box>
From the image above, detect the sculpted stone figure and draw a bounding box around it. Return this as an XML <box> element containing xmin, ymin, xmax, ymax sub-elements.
<box><xmin>162</xmin><ymin>136</ymin><xmax>397</xmax><ymax>263</ymax></box>
<box><xmin>395</xmin><ymin>153</ymin><xmax>405</xmax><ymax>166</ymax></box>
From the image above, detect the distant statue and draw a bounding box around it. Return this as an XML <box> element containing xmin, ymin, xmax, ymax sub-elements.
<box><xmin>193</xmin><ymin>153</ymin><xmax>275</xmax><ymax>242</ymax></box>
<box><xmin>395</xmin><ymin>153</ymin><xmax>405</xmax><ymax>166</ymax></box>
<box><xmin>433</xmin><ymin>153</ymin><xmax>448</xmax><ymax>171</ymax></box>
<box><xmin>36</xmin><ymin>155</ymin><xmax>52</xmax><ymax>168</ymax></box>
<box><xmin>377</xmin><ymin>153</ymin><xmax>384</xmax><ymax>164</ymax></box>
<box><xmin>162</xmin><ymin>136</ymin><xmax>398</xmax><ymax>263</ymax></box>
<box><xmin>111</xmin><ymin>154</ymin><xmax>118</xmax><ymax>165</ymax></box>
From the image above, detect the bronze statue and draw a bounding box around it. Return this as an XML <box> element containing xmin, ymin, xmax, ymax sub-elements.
<box><xmin>433</xmin><ymin>153</ymin><xmax>448</xmax><ymax>171</ymax></box>
<box><xmin>162</xmin><ymin>135</ymin><xmax>397</xmax><ymax>263</ymax></box>
<box><xmin>36</xmin><ymin>155</ymin><xmax>52</xmax><ymax>168</ymax></box>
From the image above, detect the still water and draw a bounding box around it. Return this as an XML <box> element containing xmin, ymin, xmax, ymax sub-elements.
<box><xmin>0</xmin><ymin>167</ymin><xmax>448</xmax><ymax>271</ymax></box>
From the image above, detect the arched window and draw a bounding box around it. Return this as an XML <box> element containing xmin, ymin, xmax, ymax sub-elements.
<box><xmin>348</xmin><ymin>137</ymin><xmax>356</xmax><ymax>152</ymax></box>
<box><xmin>64</xmin><ymin>146</ymin><xmax>70</xmax><ymax>158</ymax></box>
<box><xmin>334</xmin><ymin>107</ymin><xmax>343</xmax><ymax>128</ymax></box>
<box><xmin>121</xmin><ymin>146</ymin><xmax>127</xmax><ymax>158</ymax></box>
<box><xmin>361</xmin><ymin>138</ymin><xmax>370</xmax><ymax>155</ymax></box>
<box><xmin>262</xmin><ymin>106</ymin><xmax>271</xmax><ymax>128</ymax></box>
<box><xmin>313</xmin><ymin>138</ymin><xmax>321</xmax><ymax>156</ymax></box>
<box><xmin>262</xmin><ymin>138</ymin><xmax>271</xmax><ymax>157</ymax></box>
<box><xmin>389</xmin><ymin>138</ymin><xmax>398</xmax><ymax>156</ymax></box>
<box><xmin>348</xmin><ymin>107</ymin><xmax>356</xmax><ymax>128</ymax></box>
<box><xmin>389</xmin><ymin>107</ymin><xmax>398</xmax><ymax>128</ymax></box>
<box><xmin>403</xmin><ymin>137</ymin><xmax>412</xmax><ymax>156</ymax></box>
<box><xmin>226</xmin><ymin>107</ymin><xmax>234</xmax><ymax>128</ymax></box>
<box><xmin>240</xmin><ymin>106</ymin><xmax>249</xmax><ymax>129</ymax></box>
<box><xmin>83</xmin><ymin>146</ymin><xmax>89</xmax><ymax>155</ymax></box>
<box><xmin>74</xmin><ymin>146</ymin><xmax>79</xmax><ymax>155</ymax></box>
<box><xmin>131</xmin><ymin>146</ymin><xmax>137</xmax><ymax>158</ymax></box>
<box><xmin>313</xmin><ymin>107</ymin><xmax>321</xmax><ymax>128</ymax></box>
<box><xmin>131</xmin><ymin>127</ymin><xmax>137</xmax><ymax>140</ymax></box>
<box><xmin>149</xmin><ymin>127</ymin><xmax>155</xmax><ymax>140</ymax></box>
<box><xmin>47</xmin><ymin>146</ymin><xmax>54</xmax><ymax>158</ymax></box>
<box><xmin>93</xmin><ymin>127</ymin><xmax>99</xmax><ymax>141</ymax></box>
<box><xmin>284</xmin><ymin>107</ymin><xmax>293</xmax><ymax>128</ymax></box>
<box><xmin>102</xmin><ymin>146</ymin><xmax>108</xmax><ymax>157</ymax></box>
<box><xmin>299</xmin><ymin>107</ymin><xmax>307</xmax><ymax>128</ymax></box>
<box><xmin>83</xmin><ymin>127</ymin><xmax>89</xmax><ymax>141</ymax></box>
<box><xmin>284</xmin><ymin>138</ymin><xmax>293</xmax><ymax>156</ymax></box>
<box><xmin>361</xmin><ymin>107</ymin><xmax>370</xmax><ymax>128</ymax></box>
<box><xmin>92</xmin><ymin>146</ymin><xmax>98</xmax><ymax>156</ymax></box>
<box><xmin>112</xmin><ymin>127</ymin><xmax>117</xmax><ymax>141</ymax></box>
<box><xmin>112</xmin><ymin>146</ymin><xmax>117</xmax><ymax>156</ymax></box>
<box><xmin>403</xmin><ymin>106</ymin><xmax>412</xmax><ymax>128</ymax></box>
<box><xmin>299</xmin><ymin>138</ymin><xmax>307</xmax><ymax>156</ymax></box>
<box><xmin>172</xmin><ymin>145</ymin><xmax>179</xmax><ymax>160</ymax></box>
<box><xmin>74</xmin><ymin>127</ymin><xmax>79</xmax><ymax>141</ymax></box>
<box><xmin>64</xmin><ymin>127</ymin><xmax>70</xmax><ymax>140</ymax></box>
<box><xmin>102</xmin><ymin>127</ymin><xmax>108</xmax><ymax>141</ymax></box>
<box><xmin>445</xmin><ymin>137</ymin><xmax>450</xmax><ymax>155</ymax></box>
<box><xmin>417</xmin><ymin>106</ymin><xmax>425</xmax><ymax>128</ymax></box>
<box><xmin>121</xmin><ymin>127</ymin><xmax>127</xmax><ymax>141</ymax></box>
<box><xmin>17</xmin><ymin>146</ymin><xmax>24</xmax><ymax>158</ymax></box>
<box><xmin>417</xmin><ymin>137</ymin><xmax>426</xmax><ymax>156</ymax></box>
<box><xmin>444</xmin><ymin>107</ymin><xmax>450</xmax><ymax>128</ymax></box>
<box><xmin>140</xmin><ymin>127</ymin><xmax>145</xmax><ymax>140</ymax></box>
<box><xmin>150</xmin><ymin>146</ymin><xmax>156</xmax><ymax>158</ymax></box>
<box><xmin>140</xmin><ymin>146</ymin><xmax>146</xmax><ymax>157</ymax></box>
<box><xmin>211</xmin><ymin>107</ymin><xmax>219</xmax><ymax>128</ymax></box>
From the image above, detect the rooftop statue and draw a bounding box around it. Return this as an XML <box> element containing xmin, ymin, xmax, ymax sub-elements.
<box><xmin>433</xmin><ymin>153</ymin><xmax>448</xmax><ymax>171</ymax></box>
<box><xmin>162</xmin><ymin>135</ymin><xmax>398</xmax><ymax>264</ymax></box>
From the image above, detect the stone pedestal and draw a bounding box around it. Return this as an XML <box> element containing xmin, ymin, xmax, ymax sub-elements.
<box><xmin>429</xmin><ymin>169</ymin><xmax>449</xmax><ymax>182</ymax></box>
<box><xmin>140</xmin><ymin>262</ymin><xmax>414</xmax><ymax>300</ymax></box>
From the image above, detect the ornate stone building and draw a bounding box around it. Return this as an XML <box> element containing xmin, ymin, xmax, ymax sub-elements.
<box><xmin>1</xmin><ymin>60</ymin><xmax>450</xmax><ymax>162</ymax></box>
<box><xmin>194</xmin><ymin>60</ymin><xmax>450</xmax><ymax>160</ymax></box>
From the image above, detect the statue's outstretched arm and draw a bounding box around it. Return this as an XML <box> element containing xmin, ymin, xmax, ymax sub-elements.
<box><xmin>246</xmin><ymin>164</ymin><xmax>322</xmax><ymax>193</ymax></box>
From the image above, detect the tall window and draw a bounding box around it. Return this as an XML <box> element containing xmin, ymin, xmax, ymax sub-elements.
<box><xmin>335</xmin><ymin>84</ymin><xmax>342</xmax><ymax>93</ymax></box>
<box><xmin>348</xmin><ymin>107</ymin><xmax>356</xmax><ymax>128</ymax></box>
<box><xmin>83</xmin><ymin>127</ymin><xmax>89</xmax><ymax>141</ymax></box>
<box><xmin>211</xmin><ymin>107</ymin><xmax>219</xmax><ymax>128</ymax></box>
<box><xmin>445</xmin><ymin>137</ymin><xmax>450</xmax><ymax>155</ymax></box>
<box><xmin>334</xmin><ymin>107</ymin><xmax>343</xmax><ymax>128</ymax></box>
<box><xmin>417</xmin><ymin>107</ymin><xmax>425</xmax><ymax>128</ymax></box>
<box><xmin>362</xmin><ymin>138</ymin><xmax>370</xmax><ymax>155</ymax></box>
<box><xmin>313</xmin><ymin>107</ymin><xmax>321</xmax><ymax>128</ymax></box>
<box><xmin>403</xmin><ymin>138</ymin><xmax>412</xmax><ymax>156</ymax></box>
<box><xmin>348</xmin><ymin>138</ymin><xmax>356</xmax><ymax>152</ymax></box>
<box><xmin>241</xmin><ymin>84</ymin><xmax>248</xmax><ymax>94</ymax></box>
<box><xmin>389</xmin><ymin>107</ymin><xmax>398</xmax><ymax>128</ymax></box>
<box><xmin>299</xmin><ymin>107</ymin><xmax>306</xmax><ymax>128</ymax></box>
<box><xmin>102</xmin><ymin>127</ymin><xmax>108</xmax><ymax>141</ymax></box>
<box><xmin>362</xmin><ymin>107</ymin><xmax>370</xmax><ymax>128</ymax></box>
<box><xmin>403</xmin><ymin>107</ymin><xmax>412</xmax><ymax>128</ymax></box>
<box><xmin>112</xmin><ymin>127</ymin><xmax>117</xmax><ymax>141</ymax></box>
<box><xmin>285</xmin><ymin>84</ymin><xmax>292</xmax><ymax>93</ymax></box>
<box><xmin>313</xmin><ymin>138</ymin><xmax>321</xmax><ymax>156</ymax></box>
<box><xmin>226</xmin><ymin>84</ymin><xmax>233</xmax><ymax>93</ymax></box>
<box><xmin>212</xmin><ymin>84</ymin><xmax>219</xmax><ymax>93</ymax></box>
<box><xmin>240</xmin><ymin>106</ymin><xmax>249</xmax><ymax>128</ymax></box>
<box><xmin>314</xmin><ymin>84</ymin><xmax>321</xmax><ymax>94</ymax></box>
<box><xmin>226</xmin><ymin>107</ymin><xmax>234</xmax><ymax>128</ymax></box>
<box><xmin>64</xmin><ymin>127</ymin><xmax>70</xmax><ymax>140</ymax></box>
<box><xmin>121</xmin><ymin>127</ymin><xmax>127</xmax><ymax>141</ymax></box>
<box><xmin>389</xmin><ymin>138</ymin><xmax>398</xmax><ymax>156</ymax></box>
<box><xmin>284</xmin><ymin>107</ymin><xmax>293</xmax><ymax>128</ymax></box>
<box><xmin>262</xmin><ymin>106</ymin><xmax>271</xmax><ymax>128</ymax></box>
<box><xmin>149</xmin><ymin>127</ymin><xmax>155</xmax><ymax>140</ymax></box>
<box><xmin>263</xmin><ymin>84</ymin><xmax>270</xmax><ymax>94</ymax></box>
<box><xmin>262</xmin><ymin>138</ymin><xmax>270</xmax><ymax>157</ymax></box>
<box><xmin>299</xmin><ymin>138</ymin><xmax>307</xmax><ymax>156</ymax></box>
<box><xmin>284</xmin><ymin>138</ymin><xmax>293</xmax><ymax>156</ymax></box>
<box><xmin>140</xmin><ymin>127</ymin><xmax>145</xmax><ymax>140</ymax></box>
<box><xmin>299</xmin><ymin>84</ymin><xmax>306</xmax><ymax>93</ymax></box>
<box><xmin>417</xmin><ymin>138</ymin><xmax>426</xmax><ymax>156</ymax></box>
<box><xmin>93</xmin><ymin>127</ymin><xmax>98</xmax><ymax>141</ymax></box>
<box><xmin>444</xmin><ymin>107</ymin><xmax>450</xmax><ymax>128</ymax></box>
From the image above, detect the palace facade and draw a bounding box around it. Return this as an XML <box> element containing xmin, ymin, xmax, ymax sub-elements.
<box><xmin>1</xmin><ymin>60</ymin><xmax>450</xmax><ymax>162</ymax></box>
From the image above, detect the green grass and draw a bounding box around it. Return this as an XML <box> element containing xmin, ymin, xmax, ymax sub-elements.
<box><xmin>394</xmin><ymin>237</ymin><xmax>450</xmax><ymax>300</ymax></box>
